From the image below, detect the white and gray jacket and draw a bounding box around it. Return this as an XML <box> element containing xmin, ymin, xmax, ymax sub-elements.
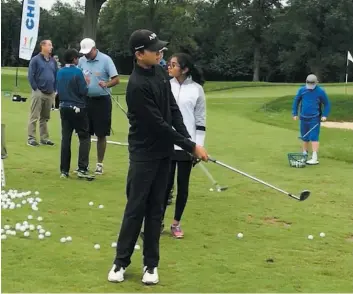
<box><xmin>170</xmin><ymin>77</ymin><xmax>206</xmax><ymax>150</ymax></box>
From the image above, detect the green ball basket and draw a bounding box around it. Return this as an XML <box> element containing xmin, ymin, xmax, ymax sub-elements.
<box><xmin>287</xmin><ymin>153</ymin><xmax>307</xmax><ymax>168</ymax></box>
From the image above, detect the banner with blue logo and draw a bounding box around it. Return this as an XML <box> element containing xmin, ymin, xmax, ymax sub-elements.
<box><xmin>19</xmin><ymin>0</ymin><xmax>40</xmax><ymax>61</ymax></box>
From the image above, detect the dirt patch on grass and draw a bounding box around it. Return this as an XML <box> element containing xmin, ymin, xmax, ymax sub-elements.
<box><xmin>263</xmin><ymin>216</ymin><xmax>292</xmax><ymax>227</ymax></box>
<box><xmin>345</xmin><ymin>235</ymin><xmax>353</xmax><ymax>242</ymax></box>
<box><xmin>321</xmin><ymin>122</ymin><xmax>353</xmax><ymax>130</ymax></box>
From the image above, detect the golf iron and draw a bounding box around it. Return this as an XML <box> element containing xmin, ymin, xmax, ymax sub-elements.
<box><xmin>298</xmin><ymin>123</ymin><xmax>319</xmax><ymax>140</ymax></box>
<box><xmin>198</xmin><ymin>162</ymin><xmax>228</xmax><ymax>192</ymax></box>
<box><xmin>208</xmin><ymin>157</ymin><xmax>310</xmax><ymax>201</ymax></box>
<box><xmin>91</xmin><ymin>138</ymin><xmax>128</xmax><ymax>146</ymax></box>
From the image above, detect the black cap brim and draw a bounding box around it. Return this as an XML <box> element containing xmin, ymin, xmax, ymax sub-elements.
<box><xmin>146</xmin><ymin>40</ymin><xmax>169</xmax><ymax>52</ymax></box>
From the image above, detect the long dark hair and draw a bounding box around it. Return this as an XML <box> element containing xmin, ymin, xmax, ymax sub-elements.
<box><xmin>172</xmin><ymin>53</ymin><xmax>205</xmax><ymax>86</ymax></box>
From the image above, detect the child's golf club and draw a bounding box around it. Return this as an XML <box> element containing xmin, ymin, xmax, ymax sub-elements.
<box><xmin>208</xmin><ymin>157</ymin><xmax>310</xmax><ymax>201</ymax></box>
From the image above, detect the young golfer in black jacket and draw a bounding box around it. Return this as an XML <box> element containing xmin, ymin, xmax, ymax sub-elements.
<box><xmin>108</xmin><ymin>29</ymin><xmax>208</xmax><ymax>285</ymax></box>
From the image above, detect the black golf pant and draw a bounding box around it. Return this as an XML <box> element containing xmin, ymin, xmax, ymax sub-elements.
<box><xmin>60</xmin><ymin>107</ymin><xmax>90</xmax><ymax>173</ymax></box>
<box><xmin>163</xmin><ymin>159</ymin><xmax>193</xmax><ymax>222</ymax></box>
<box><xmin>114</xmin><ymin>157</ymin><xmax>171</xmax><ymax>268</ymax></box>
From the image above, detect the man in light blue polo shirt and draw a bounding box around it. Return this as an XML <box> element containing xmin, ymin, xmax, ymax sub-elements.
<box><xmin>78</xmin><ymin>38</ymin><xmax>120</xmax><ymax>175</ymax></box>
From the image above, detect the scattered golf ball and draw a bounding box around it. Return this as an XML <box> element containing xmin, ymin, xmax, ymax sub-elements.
<box><xmin>29</xmin><ymin>225</ymin><xmax>35</xmax><ymax>231</ymax></box>
<box><xmin>11</xmin><ymin>231</ymin><xmax>16</xmax><ymax>236</ymax></box>
<box><xmin>1</xmin><ymin>234</ymin><xmax>7</xmax><ymax>240</ymax></box>
<box><xmin>28</xmin><ymin>215</ymin><xmax>33</xmax><ymax>220</ymax></box>
<box><xmin>16</xmin><ymin>204</ymin><xmax>21</xmax><ymax>208</ymax></box>
<box><xmin>98</xmin><ymin>204</ymin><xmax>104</xmax><ymax>209</ymax></box>
<box><xmin>5</xmin><ymin>230</ymin><xmax>11</xmax><ymax>235</ymax></box>
<box><xmin>111</xmin><ymin>242</ymin><xmax>117</xmax><ymax>248</ymax></box>
<box><xmin>20</xmin><ymin>226</ymin><xmax>26</xmax><ymax>232</ymax></box>
<box><xmin>217</xmin><ymin>188</ymin><xmax>221</xmax><ymax>192</ymax></box>
<box><xmin>89</xmin><ymin>201</ymin><xmax>94</xmax><ymax>206</ymax></box>
<box><xmin>4</xmin><ymin>225</ymin><xmax>10</xmax><ymax>230</ymax></box>
<box><xmin>94</xmin><ymin>244</ymin><xmax>100</xmax><ymax>250</ymax></box>
<box><xmin>0</xmin><ymin>229</ymin><xmax>4</xmax><ymax>234</ymax></box>
<box><xmin>23</xmin><ymin>221</ymin><xmax>28</xmax><ymax>225</ymax></box>
<box><xmin>37</xmin><ymin>216</ymin><xmax>43</xmax><ymax>221</ymax></box>
<box><xmin>66</xmin><ymin>236</ymin><xmax>72</xmax><ymax>242</ymax></box>
<box><xmin>35</xmin><ymin>197</ymin><xmax>42</xmax><ymax>202</ymax></box>
<box><xmin>308</xmin><ymin>235</ymin><xmax>314</xmax><ymax>240</ymax></box>
<box><xmin>320</xmin><ymin>232</ymin><xmax>325</xmax><ymax>238</ymax></box>
<box><xmin>60</xmin><ymin>237</ymin><xmax>67</xmax><ymax>243</ymax></box>
<box><xmin>31</xmin><ymin>205</ymin><xmax>38</xmax><ymax>211</ymax></box>
<box><xmin>39</xmin><ymin>229</ymin><xmax>45</xmax><ymax>234</ymax></box>
<box><xmin>22</xmin><ymin>200</ymin><xmax>27</xmax><ymax>204</ymax></box>
<box><xmin>237</xmin><ymin>233</ymin><xmax>244</xmax><ymax>239</ymax></box>
<box><xmin>24</xmin><ymin>231</ymin><xmax>30</xmax><ymax>237</ymax></box>
<box><xmin>35</xmin><ymin>191</ymin><xmax>39</xmax><ymax>195</ymax></box>
<box><xmin>37</xmin><ymin>225</ymin><xmax>42</xmax><ymax>230</ymax></box>
<box><xmin>45</xmin><ymin>231</ymin><xmax>51</xmax><ymax>237</ymax></box>
<box><xmin>38</xmin><ymin>234</ymin><xmax>44</xmax><ymax>240</ymax></box>
<box><xmin>134</xmin><ymin>244</ymin><xmax>140</xmax><ymax>250</ymax></box>
<box><xmin>209</xmin><ymin>188</ymin><xmax>214</xmax><ymax>192</ymax></box>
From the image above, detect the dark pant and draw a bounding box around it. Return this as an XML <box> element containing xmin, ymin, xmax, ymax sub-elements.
<box><xmin>60</xmin><ymin>107</ymin><xmax>90</xmax><ymax>173</ymax></box>
<box><xmin>53</xmin><ymin>94</ymin><xmax>59</xmax><ymax>109</ymax></box>
<box><xmin>114</xmin><ymin>157</ymin><xmax>171</xmax><ymax>268</ymax></box>
<box><xmin>163</xmin><ymin>157</ymin><xmax>193</xmax><ymax>222</ymax></box>
<box><xmin>86</xmin><ymin>96</ymin><xmax>112</xmax><ymax>137</ymax></box>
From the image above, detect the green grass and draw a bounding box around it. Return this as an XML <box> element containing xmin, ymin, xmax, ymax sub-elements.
<box><xmin>1</xmin><ymin>68</ymin><xmax>353</xmax><ymax>292</ymax></box>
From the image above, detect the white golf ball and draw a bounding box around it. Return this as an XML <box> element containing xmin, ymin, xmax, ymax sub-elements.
<box><xmin>32</xmin><ymin>201</ymin><xmax>38</xmax><ymax>206</ymax></box>
<box><xmin>89</xmin><ymin>201</ymin><xmax>94</xmax><ymax>206</ymax></box>
<box><xmin>0</xmin><ymin>229</ymin><xmax>4</xmax><ymax>234</ymax></box>
<box><xmin>31</xmin><ymin>205</ymin><xmax>38</xmax><ymax>211</ymax></box>
<box><xmin>22</xmin><ymin>200</ymin><xmax>27</xmax><ymax>205</ymax></box>
<box><xmin>209</xmin><ymin>188</ymin><xmax>214</xmax><ymax>192</ymax></box>
<box><xmin>134</xmin><ymin>244</ymin><xmax>140</xmax><ymax>250</ymax></box>
<box><xmin>9</xmin><ymin>204</ymin><xmax>15</xmax><ymax>209</ymax></box>
<box><xmin>319</xmin><ymin>232</ymin><xmax>325</xmax><ymax>238</ymax></box>
<box><xmin>66</xmin><ymin>236</ymin><xmax>72</xmax><ymax>242</ymax></box>
<box><xmin>20</xmin><ymin>226</ymin><xmax>26</xmax><ymax>232</ymax></box>
<box><xmin>94</xmin><ymin>244</ymin><xmax>100</xmax><ymax>250</ymax></box>
<box><xmin>45</xmin><ymin>231</ymin><xmax>51</xmax><ymax>237</ymax></box>
<box><xmin>237</xmin><ymin>233</ymin><xmax>244</xmax><ymax>239</ymax></box>
<box><xmin>37</xmin><ymin>216</ymin><xmax>43</xmax><ymax>221</ymax></box>
<box><xmin>11</xmin><ymin>230</ymin><xmax>16</xmax><ymax>236</ymax></box>
<box><xmin>4</xmin><ymin>225</ymin><xmax>10</xmax><ymax>230</ymax></box>
<box><xmin>16</xmin><ymin>204</ymin><xmax>21</xmax><ymax>208</ymax></box>
<box><xmin>24</xmin><ymin>231</ymin><xmax>30</xmax><ymax>237</ymax></box>
<box><xmin>1</xmin><ymin>234</ymin><xmax>7</xmax><ymax>240</ymax></box>
<box><xmin>29</xmin><ymin>225</ymin><xmax>35</xmax><ymax>231</ymax></box>
<box><xmin>98</xmin><ymin>204</ymin><xmax>104</xmax><ymax>209</ymax></box>
<box><xmin>28</xmin><ymin>198</ymin><xmax>33</xmax><ymax>204</ymax></box>
<box><xmin>111</xmin><ymin>242</ymin><xmax>117</xmax><ymax>248</ymax></box>
<box><xmin>36</xmin><ymin>225</ymin><xmax>42</xmax><ymax>230</ymax></box>
<box><xmin>217</xmin><ymin>188</ymin><xmax>221</xmax><ymax>192</ymax></box>
<box><xmin>35</xmin><ymin>191</ymin><xmax>39</xmax><ymax>195</ymax></box>
<box><xmin>23</xmin><ymin>221</ymin><xmax>28</xmax><ymax>226</ymax></box>
<box><xmin>15</xmin><ymin>223</ymin><xmax>21</xmax><ymax>230</ymax></box>
<box><xmin>308</xmin><ymin>235</ymin><xmax>314</xmax><ymax>240</ymax></box>
<box><xmin>38</xmin><ymin>234</ymin><xmax>44</xmax><ymax>240</ymax></box>
<box><xmin>39</xmin><ymin>229</ymin><xmax>45</xmax><ymax>234</ymax></box>
<box><xmin>28</xmin><ymin>215</ymin><xmax>33</xmax><ymax>220</ymax></box>
<box><xmin>60</xmin><ymin>237</ymin><xmax>67</xmax><ymax>243</ymax></box>
<box><xmin>3</xmin><ymin>204</ymin><xmax>8</xmax><ymax>209</ymax></box>
<box><xmin>36</xmin><ymin>198</ymin><xmax>42</xmax><ymax>203</ymax></box>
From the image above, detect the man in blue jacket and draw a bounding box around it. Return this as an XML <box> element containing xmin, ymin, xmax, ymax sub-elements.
<box><xmin>56</xmin><ymin>49</ymin><xmax>92</xmax><ymax>179</ymax></box>
<box><xmin>292</xmin><ymin>74</ymin><xmax>331</xmax><ymax>165</ymax></box>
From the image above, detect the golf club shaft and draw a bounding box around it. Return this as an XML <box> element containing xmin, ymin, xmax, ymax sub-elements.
<box><xmin>208</xmin><ymin>158</ymin><xmax>300</xmax><ymax>201</ymax></box>
<box><xmin>198</xmin><ymin>162</ymin><xmax>218</xmax><ymax>185</ymax></box>
<box><xmin>91</xmin><ymin>138</ymin><xmax>128</xmax><ymax>146</ymax></box>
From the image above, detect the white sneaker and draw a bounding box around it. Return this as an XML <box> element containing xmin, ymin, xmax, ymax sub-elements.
<box><xmin>306</xmin><ymin>158</ymin><xmax>319</xmax><ymax>165</ymax></box>
<box><xmin>95</xmin><ymin>163</ymin><xmax>103</xmax><ymax>175</ymax></box>
<box><xmin>108</xmin><ymin>264</ymin><xmax>125</xmax><ymax>283</ymax></box>
<box><xmin>142</xmin><ymin>266</ymin><xmax>159</xmax><ymax>285</ymax></box>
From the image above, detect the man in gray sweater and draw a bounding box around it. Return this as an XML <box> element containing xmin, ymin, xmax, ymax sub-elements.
<box><xmin>27</xmin><ymin>40</ymin><xmax>58</xmax><ymax>147</ymax></box>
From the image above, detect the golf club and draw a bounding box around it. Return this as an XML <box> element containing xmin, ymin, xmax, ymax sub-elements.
<box><xmin>198</xmin><ymin>162</ymin><xmax>228</xmax><ymax>191</ymax></box>
<box><xmin>298</xmin><ymin>123</ymin><xmax>319</xmax><ymax>140</ymax></box>
<box><xmin>208</xmin><ymin>157</ymin><xmax>310</xmax><ymax>201</ymax></box>
<box><xmin>91</xmin><ymin>138</ymin><xmax>128</xmax><ymax>146</ymax></box>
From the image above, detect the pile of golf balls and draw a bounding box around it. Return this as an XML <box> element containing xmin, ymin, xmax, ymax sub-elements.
<box><xmin>1</xmin><ymin>189</ymin><xmax>42</xmax><ymax>211</ymax></box>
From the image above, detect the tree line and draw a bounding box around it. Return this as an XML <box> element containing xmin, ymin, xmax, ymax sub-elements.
<box><xmin>2</xmin><ymin>0</ymin><xmax>353</xmax><ymax>82</ymax></box>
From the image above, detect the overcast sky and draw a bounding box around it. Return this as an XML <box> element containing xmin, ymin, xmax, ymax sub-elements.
<box><xmin>38</xmin><ymin>0</ymin><xmax>85</xmax><ymax>10</ymax></box>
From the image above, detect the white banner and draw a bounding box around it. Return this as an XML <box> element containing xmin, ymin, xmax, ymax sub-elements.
<box><xmin>19</xmin><ymin>0</ymin><xmax>40</xmax><ymax>61</ymax></box>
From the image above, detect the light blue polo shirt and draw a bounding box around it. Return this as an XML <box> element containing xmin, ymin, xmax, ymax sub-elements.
<box><xmin>78</xmin><ymin>50</ymin><xmax>118</xmax><ymax>97</ymax></box>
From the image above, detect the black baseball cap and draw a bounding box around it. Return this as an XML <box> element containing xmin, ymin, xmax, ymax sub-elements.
<box><xmin>129</xmin><ymin>29</ymin><xmax>169</xmax><ymax>53</ymax></box>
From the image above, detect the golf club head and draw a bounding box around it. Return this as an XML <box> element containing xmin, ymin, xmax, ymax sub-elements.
<box><xmin>216</xmin><ymin>186</ymin><xmax>228</xmax><ymax>191</ymax></box>
<box><xmin>299</xmin><ymin>190</ymin><xmax>310</xmax><ymax>201</ymax></box>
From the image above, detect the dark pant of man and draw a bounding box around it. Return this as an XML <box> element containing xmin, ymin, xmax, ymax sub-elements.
<box><xmin>114</xmin><ymin>157</ymin><xmax>171</xmax><ymax>268</ymax></box>
<box><xmin>60</xmin><ymin>107</ymin><xmax>90</xmax><ymax>173</ymax></box>
<box><xmin>162</xmin><ymin>151</ymin><xmax>193</xmax><ymax>222</ymax></box>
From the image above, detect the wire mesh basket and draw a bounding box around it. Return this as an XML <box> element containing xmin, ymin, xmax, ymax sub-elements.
<box><xmin>287</xmin><ymin>153</ymin><xmax>307</xmax><ymax>168</ymax></box>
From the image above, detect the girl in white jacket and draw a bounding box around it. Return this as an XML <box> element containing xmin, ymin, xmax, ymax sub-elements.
<box><xmin>162</xmin><ymin>53</ymin><xmax>206</xmax><ymax>238</ymax></box>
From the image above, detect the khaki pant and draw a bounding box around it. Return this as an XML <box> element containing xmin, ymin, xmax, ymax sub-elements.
<box><xmin>27</xmin><ymin>90</ymin><xmax>55</xmax><ymax>142</ymax></box>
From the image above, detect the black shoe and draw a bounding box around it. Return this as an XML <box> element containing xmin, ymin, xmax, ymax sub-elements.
<box><xmin>140</xmin><ymin>231</ymin><xmax>144</xmax><ymax>241</ymax></box>
<box><xmin>167</xmin><ymin>197</ymin><xmax>172</xmax><ymax>205</ymax></box>
<box><xmin>27</xmin><ymin>140</ymin><xmax>39</xmax><ymax>147</ymax></box>
<box><xmin>40</xmin><ymin>140</ymin><xmax>55</xmax><ymax>146</ymax></box>
<box><xmin>77</xmin><ymin>169</ymin><xmax>95</xmax><ymax>181</ymax></box>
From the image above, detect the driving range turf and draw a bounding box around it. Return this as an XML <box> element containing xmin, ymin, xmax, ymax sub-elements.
<box><xmin>1</xmin><ymin>67</ymin><xmax>353</xmax><ymax>292</ymax></box>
